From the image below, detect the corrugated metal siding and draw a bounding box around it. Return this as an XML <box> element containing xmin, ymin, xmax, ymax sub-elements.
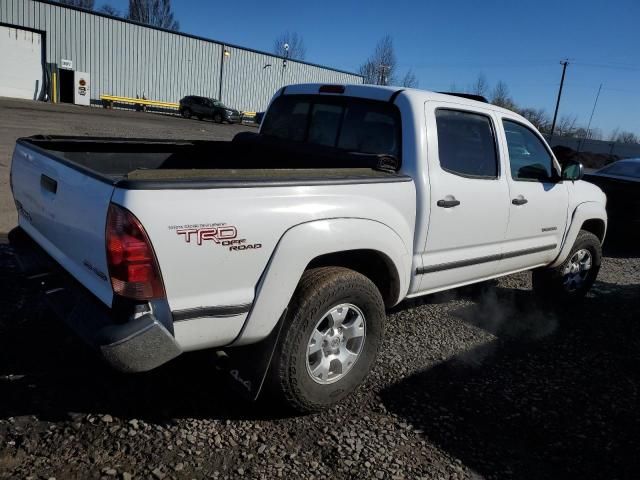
<box><xmin>0</xmin><ymin>0</ymin><xmax>363</xmax><ymax>111</ymax></box>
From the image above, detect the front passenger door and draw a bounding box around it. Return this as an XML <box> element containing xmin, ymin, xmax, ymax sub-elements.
<box><xmin>499</xmin><ymin>119</ymin><xmax>569</xmax><ymax>271</ymax></box>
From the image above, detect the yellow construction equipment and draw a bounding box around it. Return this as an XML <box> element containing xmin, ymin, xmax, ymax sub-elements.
<box><xmin>100</xmin><ymin>94</ymin><xmax>179</xmax><ymax>110</ymax></box>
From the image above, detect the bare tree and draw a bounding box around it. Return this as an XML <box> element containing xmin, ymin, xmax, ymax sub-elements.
<box><xmin>273</xmin><ymin>32</ymin><xmax>306</xmax><ymax>60</ymax></box>
<box><xmin>616</xmin><ymin>131</ymin><xmax>639</xmax><ymax>144</ymax></box>
<box><xmin>588</xmin><ymin>128</ymin><xmax>603</xmax><ymax>141</ymax></box>
<box><xmin>127</xmin><ymin>0</ymin><xmax>179</xmax><ymax>30</ymax></box>
<box><xmin>359</xmin><ymin>61</ymin><xmax>378</xmax><ymax>85</ymax></box>
<box><xmin>359</xmin><ymin>35</ymin><xmax>397</xmax><ymax>86</ymax></box>
<box><xmin>470</xmin><ymin>73</ymin><xmax>489</xmax><ymax>97</ymax></box>
<box><xmin>555</xmin><ymin>115</ymin><xmax>578</xmax><ymax>137</ymax></box>
<box><xmin>608</xmin><ymin>127</ymin><xmax>621</xmax><ymax>142</ymax></box>
<box><xmin>401</xmin><ymin>69</ymin><xmax>418</xmax><ymax>88</ymax></box>
<box><xmin>490</xmin><ymin>81</ymin><xmax>516</xmax><ymax>110</ymax></box>
<box><xmin>518</xmin><ymin>107</ymin><xmax>550</xmax><ymax>133</ymax></box>
<box><xmin>99</xmin><ymin>4</ymin><xmax>120</xmax><ymax>15</ymax></box>
<box><xmin>56</xmin><ymin>0</ymin><xmax>95</xmax><ymax>8</ymax></box>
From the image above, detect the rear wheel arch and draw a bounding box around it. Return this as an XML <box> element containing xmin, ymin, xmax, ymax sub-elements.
<box><xmin>306</xmin><ymin>249</ymin><xmax>400</xmax><ymax>308</ymax></box>
<box><xmin>232</xmin><ymin>218</ymin><xmax>411</xmax><ymax>346</ymax></box>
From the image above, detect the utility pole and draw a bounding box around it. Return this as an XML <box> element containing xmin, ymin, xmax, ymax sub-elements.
<box><xmin>550</xmin><ymin>60</ymin><xmax>569</xmax><ymax>137</ymax></box>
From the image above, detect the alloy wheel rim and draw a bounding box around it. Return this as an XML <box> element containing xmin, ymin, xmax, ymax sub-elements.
<box><xmin>562</xmin><ymin>248</ymin><xmax>592</xmax><ymax>291</ymax></box>
<box><xmin>305</xmin><ymin>303</ymin><xmax>366</xmax><ymax>385</ymax></box>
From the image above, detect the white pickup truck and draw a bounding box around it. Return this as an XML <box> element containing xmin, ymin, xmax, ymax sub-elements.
<box><xmin>10</xmin><ymin>84</ymin><xmax>607</xmax><ymax>412</ymax></box>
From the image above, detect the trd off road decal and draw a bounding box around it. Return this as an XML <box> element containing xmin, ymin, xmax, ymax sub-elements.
<box><xmin>168</xmin><ymin>223</ymin><xmax>262</xmax><ymax>251</ymax></box>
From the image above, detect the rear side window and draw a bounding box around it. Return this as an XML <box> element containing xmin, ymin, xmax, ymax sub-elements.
<box><xmin>261</xmin><ymin>95</ymin><xmax>401</xmax><ymax>158</ymax></box>
<box><xmin>435</xmin><ymin>109</ymin><xmax>498</xmax><ymax>178</ymax></box>
<box><xmin>503</xmin><ymin>120</ymin><xmax>557</xmax><ymax>182</ymax></box>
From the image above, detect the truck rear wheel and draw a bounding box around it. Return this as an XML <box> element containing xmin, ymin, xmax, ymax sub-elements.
<box><xmin>181</xmin><ymin>107</ymin><xmax>191</xmax><ymax>119</ymax></box>
<box><xmin>532</xmin><ymin>230</ymin><xmax>602</xmax><ymax>303</ymax></box>
<box><xmin>267</xmin><ymin>267</ymin><xmax>385</xmax><ymax>413</ymax></box>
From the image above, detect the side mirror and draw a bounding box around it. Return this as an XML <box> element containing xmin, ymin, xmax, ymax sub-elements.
<box><xmin>562</xmin><ymin>160</ymin><xmax>584</xmax><ymax>181</ymax></box>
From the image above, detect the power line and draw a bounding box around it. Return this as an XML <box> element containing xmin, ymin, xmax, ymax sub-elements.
<box><xmin>572</xmin><ymin>61</ymin><xmax>640</xmax><ymax>72</ymax></box>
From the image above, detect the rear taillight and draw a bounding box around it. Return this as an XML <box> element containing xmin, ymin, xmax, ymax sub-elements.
<box><xmin>106</xmin><ymin>204</ymin><xmax>165</xmax><ymax>300</ymax></box>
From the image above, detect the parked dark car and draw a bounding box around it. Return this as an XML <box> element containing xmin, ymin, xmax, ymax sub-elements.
<box><xmin>584</xmin><ymin>158</ymin><xmax>640</xmax><ymax>232</ymax></box>
<box><xmin>178</xmin><ymin>96</ymin><xmax>241</xmax><ymax>123</ymax></box>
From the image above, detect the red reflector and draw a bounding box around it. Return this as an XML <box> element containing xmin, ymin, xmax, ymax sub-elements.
<box><xmin>319</xmin><ymin>84</ymin><xmax>345</xmax><ymax>94</ymax></box>
<box><xmin>106</xmin><ymin>204</ymin><xmax>165</xmax><ymax>300</ymax></box>
<box><xmin>127</xmin><ymin>264</ymin><xmax>154</xmax><ymax>283</ymax></box>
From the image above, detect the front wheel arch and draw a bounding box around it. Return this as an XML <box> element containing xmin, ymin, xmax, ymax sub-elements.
<box><xmin>581</xmin><ymin>218</ymin><xmax>606</xmax><ymax>243</ymax></box>
<box><xmin>550</xmin><ymin>202</ymin><xmax>607</xmax><ymax>268</ymax></box>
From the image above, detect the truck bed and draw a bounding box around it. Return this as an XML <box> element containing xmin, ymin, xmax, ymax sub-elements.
<box><xmin>18</xmin><ymin>134</ymin><xmax>407</xmax><ymax>189</ymax></box>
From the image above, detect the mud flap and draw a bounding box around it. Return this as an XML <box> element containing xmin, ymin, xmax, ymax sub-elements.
<box><xmin>217</xmin><ymin>309</ymin><xmax>287</xmax><ymax>401</ymax></box>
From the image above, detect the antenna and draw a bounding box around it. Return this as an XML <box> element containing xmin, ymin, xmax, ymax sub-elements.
<box><xmin>550</xmin><ymin>59</ymin><xmax>570</xmax><ymax>137</ymax></box>
<box><xmin>579</xmin><ymin>83</ymin><xmax>603</xmax><ymax>152</ymax></box>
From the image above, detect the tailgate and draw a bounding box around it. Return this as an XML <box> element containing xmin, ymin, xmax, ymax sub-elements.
<box><xmin>11</xmin><ymin>142</ymin><xmax>115</xmax><ymax>306</ymax></box>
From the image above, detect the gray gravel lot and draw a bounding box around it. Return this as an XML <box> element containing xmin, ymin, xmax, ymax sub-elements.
<box><xmin>1</xmin><ymin>99</ymin><xmax>639</xmax><ymax>480</ymax></box>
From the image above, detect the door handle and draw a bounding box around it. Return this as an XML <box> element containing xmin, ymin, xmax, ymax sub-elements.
<box><xmin>512</xmin><ymin>196</ymin><xmax>528</xmax><ymax>206</ymax></box>
<box><xmin>41</xmin><ymin>174</ymin><xmax>58</xmax><ymax>194</ymax></box>
<box><xmin>437</xmin><ymin>198</ymin><xmax>461</xmax><ymax>208</ymax></box>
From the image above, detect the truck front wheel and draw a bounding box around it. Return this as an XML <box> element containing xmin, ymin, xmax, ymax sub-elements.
<box><xmin>267</xmin><ymin>267</ymin><xmax>385</xmax><ymax>413</ymax></box>
<box><xmin>532</xmin><ymin>229</ymin><xmax>602</xmax><ymax>302</ymax></box>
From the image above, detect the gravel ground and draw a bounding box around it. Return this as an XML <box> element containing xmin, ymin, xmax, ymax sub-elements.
<box><xmin>1</xmin><ymin>98</ymin><xmax>639</xmax><ymax>479</ymax></box>
<box><xmin>1</xmin><ymin>239</ymin><xmax>638</xmax><ymax>480</ymax></box>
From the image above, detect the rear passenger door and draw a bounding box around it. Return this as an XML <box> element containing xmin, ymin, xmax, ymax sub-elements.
<box><xmin>417</xmin><ymin>104</ymin><xmax>510</xmax><ymax>292</ymax></box>
<box><xmin>498</xmin><ymin>118</ymin><xmax>569</xmax><ymax>270</ymax></box>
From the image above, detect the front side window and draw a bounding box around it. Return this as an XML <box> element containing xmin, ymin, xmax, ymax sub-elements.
<box><xmin>503</xmin><ymin>120</ymin><xmax>557</xmax><ymax>182</ymax></box>
<box><xmin>435</xmin><ymin>109</ymin><xmax>499</xmax><ymax>178</ymax></box>
<box><xmin>261</xmin><ymin>95</ymin><xmax>401</xmax><ymax>158</ymax></box>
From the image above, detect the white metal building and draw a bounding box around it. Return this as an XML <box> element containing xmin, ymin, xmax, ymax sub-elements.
<box><xmin>0</xmin><ymin>0</ymin><xmax>363</xmax><ymax>111</ymax></box>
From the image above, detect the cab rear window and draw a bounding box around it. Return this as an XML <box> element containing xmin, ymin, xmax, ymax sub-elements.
<box><xmin>261</xmin><ymin>95</ymin><xmax>401</xmax><ymax>159</ymax></box>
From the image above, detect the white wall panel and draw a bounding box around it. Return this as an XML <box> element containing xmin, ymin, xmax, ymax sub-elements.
<box><xmin>0</xmin><ymin>0</ymin><xmax>363</xmax><ymax>109</ymax></box>
<box><xmin>0</xmin><ymin>25</ymin><xmax>43</xmax><ymax>99</ymax></box>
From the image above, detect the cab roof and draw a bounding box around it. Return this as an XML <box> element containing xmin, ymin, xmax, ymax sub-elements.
<box><xmin>282</xmin><ymin>83</ymin><xmax>521</xmax><ymax>119</ymax></box>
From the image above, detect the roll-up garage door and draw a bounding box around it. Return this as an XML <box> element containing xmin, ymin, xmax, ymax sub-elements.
<box><xmin>0</xmin><ymin>25</ymin><xmax>44</xmax><ymax>100</ymax></box>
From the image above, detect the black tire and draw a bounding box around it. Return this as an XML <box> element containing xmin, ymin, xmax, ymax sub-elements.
<box><xmin>267</xmin><ymin>267</ymin><xmax>385</xmax><ymax>413</ymax></box>
<box><xmin>196</xmin><ymin>115</ymin><xmax>203</xmax><ymax>121</ymax></box>
<box><xmin>213</xmin><ymin>113</ymin><xmax>223</xmax><ymax>123</ymax></box>
<box><xmin>181</xmin><ymin>107</ymin><xmax>191</xmax><ymax>119</ymax></box>
<box><xmin>532</xmin><ymin>229</ymin><xmax>602</xmax><ymax>303</ymax></box>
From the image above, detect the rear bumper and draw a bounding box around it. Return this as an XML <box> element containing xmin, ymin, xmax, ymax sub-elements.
<box><xmin>9</xmin><ymin>227</ymin><xmax>181</xmax><ymax>372</ymax></box>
